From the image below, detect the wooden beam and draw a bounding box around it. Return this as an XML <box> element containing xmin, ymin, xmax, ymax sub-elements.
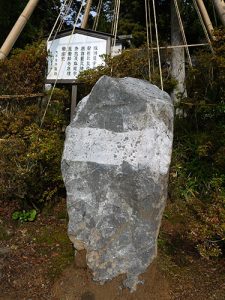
<box><xmin>70</xmin><ymin>85</ymin><xmax>78</xmax><ymax>120</ymax></box>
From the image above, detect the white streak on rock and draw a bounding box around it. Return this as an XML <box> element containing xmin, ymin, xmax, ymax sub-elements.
<box><xmin>63</xmin><ymin>126</ymin><xmax>172</xmax><ymax>175</ymax></box>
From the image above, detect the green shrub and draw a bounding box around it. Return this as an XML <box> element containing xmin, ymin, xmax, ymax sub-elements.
<box><xmin>168</xmin><ymin>30</ymin><xmax>225</xmax><ymax>258</ymax></box>
<box><xmin>169</xmin><ymin>122</ymin><xmax>225</xmax><ymax>258</ymax></box>
<box><xmin>0</xmin><ymin>42</ymin><xmax>46</xmax><ymax>95</ymax></box>
<box><xmin>0</xmin><ymin>42</ymin><xmax>70</xmax><ymax>209</ymax></box>
<box><xmin>12</xmin><ymin>209</ymin><xmax>37</xmax><ymax>222</ymax></box>
<box><xmin>77</xmin><ymin>47</ymin><xmax>177</xmax><ymax>102</ymax></box>
<box><xmin>0</xmin><ymin>89</ymin><xmax>68</xmax><ymax>208</ymax></box>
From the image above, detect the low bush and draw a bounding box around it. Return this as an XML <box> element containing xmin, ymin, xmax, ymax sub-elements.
<box><xmin>168</xmin><ymin>29</ymin><xmax>225</xmax><ymax>258</ymax></box>
<box><xmin>0</xmin><ymin>42</ymin><xmax>70</xmax><ymax>209</ymax></box>
<box><xmin>77</xmin><ymin>47</ymin><xmax>177</xmax><ymax>101</ymax></box>
<box><xmin>169</xmin><ymin>118</ymin><xmax>225</xmax><ymax>258</ymax></box>
<box><xmin>0</xmin><ymin>42</ymin><xmax>46</xmax><ymax>95</ymax></box>
<box><xmin>0</xmin><ymin>88</ymin><xmax>69</xmax><ymax>209</ymax></box>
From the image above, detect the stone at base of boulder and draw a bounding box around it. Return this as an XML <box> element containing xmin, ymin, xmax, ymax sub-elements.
<box><xmin>75</xmin><ymin>250</ymin><xmax>88</xmax><ymax>269</ymax></box>
<box><xmin>69</xmin><ymin>235</ymin><xmax>86</xmax><ymax>251</ymax></box>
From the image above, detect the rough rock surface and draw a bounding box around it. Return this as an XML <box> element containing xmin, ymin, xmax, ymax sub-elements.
<box><xmin>61</xmin><ymin>76</ymin><xmax>174</xmax><ymax>291</ymax></box>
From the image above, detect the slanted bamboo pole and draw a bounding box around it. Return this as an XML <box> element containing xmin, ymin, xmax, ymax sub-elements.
<box><xmin>196</xmin><ymin>0</ymin><xmax>214</xmax><ymax>38</ymax></box>
<box><xmin>0</xmin><ymin>0</ymin><xmax>39</xmax><ymax>60</ymax></box>
<box><xmin>212</xmin><ymin>0</ymin><xmax>225</xmax><ymax>26</ymax></box>
<box><xmin>81</xmin><ymin>0</ymin><xmax>93</xmax><ymax>29</ymax></box>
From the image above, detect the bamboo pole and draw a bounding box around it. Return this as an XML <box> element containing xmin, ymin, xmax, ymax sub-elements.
<box><xmin>0</xmin><ymin>0</ymin><xmax>39</xmax><ymax>60</ymax></box>
<box><xmin>196</xmin><ymin>0</ymin><xmax>214</xmax><ymax>38</ymax></box>
<box><xmin>0</xmin><ymin>93</ymin><xmax>44</xmax><ymax>100</ymax></box>
<box><xmin>212</xmin><ymin>0</ymin><xmax>225</xmax><ymax>26</ymax></box>
<box><xmin>81</xmin><ymin>0</ymin><xmax>93</xmax><ymax>29</ymax></box>
<box><xmin>151</xmin><ymin>43</ymin><xmax>209</xmax><ymax>49</ymax></box>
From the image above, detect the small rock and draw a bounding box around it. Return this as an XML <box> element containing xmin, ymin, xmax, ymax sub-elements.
<box><xmin>0</xmin><ymin>247</ymin><xmax>10</xmax><ymax>257</ymax></box>
<box><xmin>75</xmin><ymin>250</ymin><xmax>87</xmax><ymax>269</ymax></box>
<box><xmin>10</xmin><ymin>245</ymin><xmax>18</xmax><ymax>250</ymax></box>
<box><xmin>81</xmin><ymin>291</ymin><xmax>95</xmax><ymax>300</ymax></box>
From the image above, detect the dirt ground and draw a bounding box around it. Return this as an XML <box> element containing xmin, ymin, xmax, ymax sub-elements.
<box><xmin>0</xmin><ymin>199</ymin><xmax>225</xmax><ymax>300</ymax></box>
<box><xmin>52</xmin><ymin>254</ymin><xmax>170</xmax><ymax>300</ymax></box>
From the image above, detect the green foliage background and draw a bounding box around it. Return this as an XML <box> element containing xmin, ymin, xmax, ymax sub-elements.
<box><xmin>166</xmin><ymin>30</ymin><xmax>225</xmax><ymax>258</ymax></box>
<box><xmin>76</xmin><ymin>48</ymin><xmax>177</xmax><ymax>100</ymax></box>
<box><xmin>0</xmin><ymin>0</ymin><xmax>224</xmax><ymax>258</ymax></box>
<box><xmin>0</xmin><ymin>43</ymin><xmax>69</xmax><ymax>209</ymax></box>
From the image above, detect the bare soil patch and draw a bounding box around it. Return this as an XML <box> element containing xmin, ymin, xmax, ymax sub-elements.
<box><xmin>52</xmin><ymin>254</ymin><xmax>170</xmax><ymax>300</ymax></box>
<box><xmin>0</xmin><ymin>199</ymin><xmax>224</xmax><ymax>300</ymax></box>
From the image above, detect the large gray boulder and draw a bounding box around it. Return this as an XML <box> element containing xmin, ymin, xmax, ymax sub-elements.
<box><xmin>61</xmin><ymin>76</ymin><xmax>174</xmax><ymax>291</ymax></box>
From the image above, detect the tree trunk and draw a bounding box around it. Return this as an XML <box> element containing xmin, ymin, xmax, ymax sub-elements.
<box><xmin>171</xmin><ymin>0</ymin><xmax>187</xmax><ymax>106</ymax></box>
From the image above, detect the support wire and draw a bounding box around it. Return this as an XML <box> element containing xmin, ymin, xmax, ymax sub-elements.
<box><xmin>152</xmin><ymin>0</ymin><xmax>163</xmax><ymax>90</ymax></box>
<box><xmin>93</xmin><ymin>0</ymin><xmax>103</xmax><ymax>31</ymax></box>
<box><xmin>41</xmin><ymin>0</ymin><xmax>85</xmax><ymax>126</ymax></box>
<box><xmin>47</xmin><ymin>0</ymin><xmax>71</xmax><ymax>43</ymax></box>
<box><xmin>173</xmin><ymin>0</ymin><xmax>192</xmax><ymax>66</ymax></box>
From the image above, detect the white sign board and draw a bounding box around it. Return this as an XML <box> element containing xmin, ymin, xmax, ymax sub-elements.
<box><xmin>47</xmin><ymin>33</ymin><xmax>108</xmax><ymax>81</ymax></box>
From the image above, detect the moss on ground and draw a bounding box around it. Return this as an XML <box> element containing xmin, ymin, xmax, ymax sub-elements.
<box><xmin>0</xmin><ymin>224</ymin><xmax>12</xmax><ymax>241</ymax></box>
<box><xmin>34</xmin><ymin>223</ymin><xmax>74</xmax><ymax>280</ymax></box>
